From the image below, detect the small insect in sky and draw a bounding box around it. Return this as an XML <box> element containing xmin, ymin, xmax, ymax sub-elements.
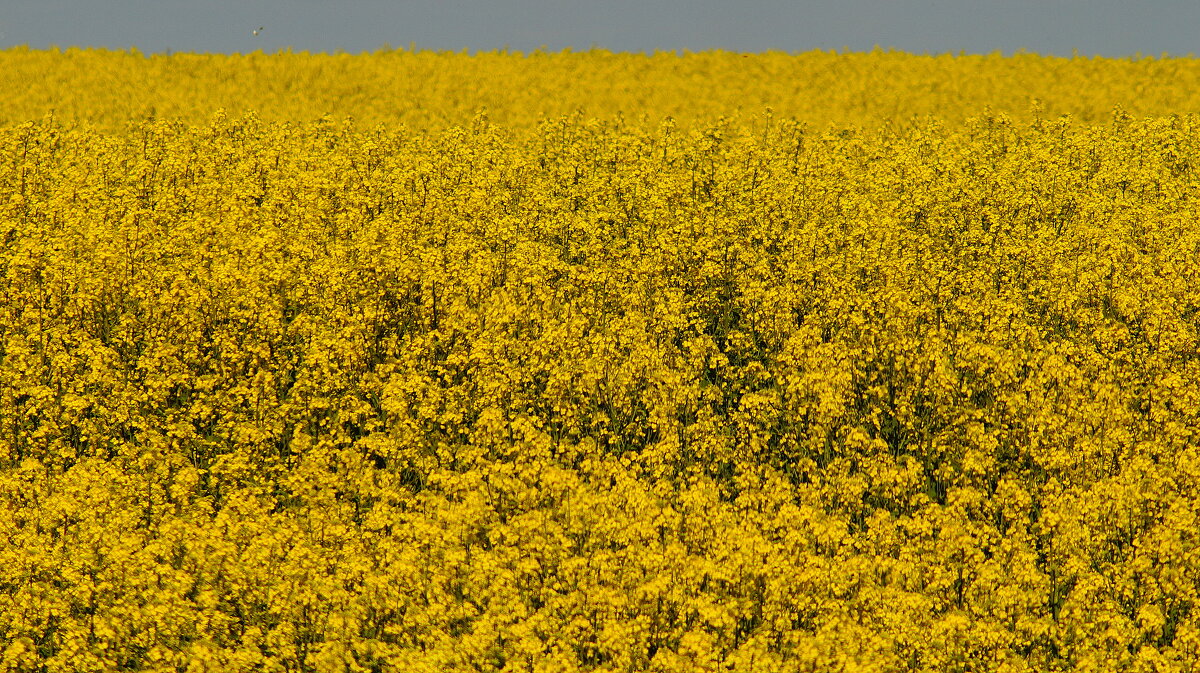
<box><xmin>253</xmin><ymin>26</ymin><xmax>264</xmax><ymax>36</ymax></box>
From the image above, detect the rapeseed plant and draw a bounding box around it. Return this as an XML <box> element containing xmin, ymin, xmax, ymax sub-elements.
<box><xmin>1</xmin><ymin>49</ymin><xmax>1200</xmax><ymax>672</ymax></box>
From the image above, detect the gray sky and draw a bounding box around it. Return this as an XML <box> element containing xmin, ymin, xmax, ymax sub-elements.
<box><xmin>1</xmin><ymin>0</ymin><xmax>1197</xmax><ymax>57</ymax></box>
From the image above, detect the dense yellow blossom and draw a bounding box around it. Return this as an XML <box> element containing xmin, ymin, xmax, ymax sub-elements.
<box><xmin>2</xmin><ymin>49</ymin><xmax>1200</xmax><ymax>672</ymax></box>
<box><xmin>4</xmin><ymin>47</ymin><xmax>1200</xmax><ymax>132</ymax></box>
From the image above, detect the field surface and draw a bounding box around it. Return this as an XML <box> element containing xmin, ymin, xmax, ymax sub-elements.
<box><xmin>2</xmin><ymin>49</ymin><xmax>1200</xmax><ymax>672</ymax></box>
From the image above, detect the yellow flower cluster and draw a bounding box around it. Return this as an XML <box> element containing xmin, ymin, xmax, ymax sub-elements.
<box><xmin>5</xmin><ymin>47</ymin><xmax>1200</xmax><ymax>132</ymax></box>
<box><xmin>2</xmin><ymin>50</ymin><xmax>1200</xmax><ymax>672</ymax></box>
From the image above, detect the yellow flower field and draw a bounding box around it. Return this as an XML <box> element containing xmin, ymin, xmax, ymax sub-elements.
<box><xmin>2</xmin><ymin>48</ymin><xmax>1200</xmax><ymax>672</ymax></box>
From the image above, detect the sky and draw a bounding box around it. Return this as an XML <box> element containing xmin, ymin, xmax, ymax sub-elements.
<box><xmin>1</xmin><ymin>0</ymin><xmax>1197</xmax><ymax>58</ymax></box>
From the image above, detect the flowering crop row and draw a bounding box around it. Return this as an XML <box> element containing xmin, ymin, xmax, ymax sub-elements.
<box><xmin>2</xmin><ymin>51</ymin><xmax>1200</xmax><ymax>672</ymax></box>
<box><xmin>4</xmin><ymin>47</ymin><xmax>1200</xmax><ymax>131</ymax></box>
